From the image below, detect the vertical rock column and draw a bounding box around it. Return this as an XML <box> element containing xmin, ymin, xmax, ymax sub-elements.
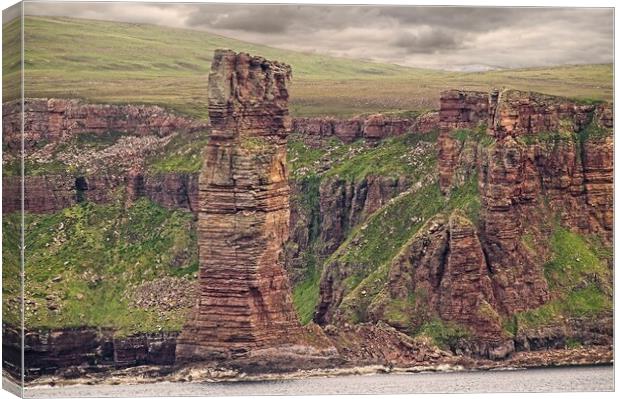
<box><xmin>176</xmin><ymin>49</ymin><xmax>303</xmax><ymax>361</ymax></box>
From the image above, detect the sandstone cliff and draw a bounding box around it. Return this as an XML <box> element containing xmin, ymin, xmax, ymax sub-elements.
<box><xmin>292</xmin><ymin>111</ymin><xmax>438</xmax><ymax>145</ymax></box>
<box><xmin>2</xmin><ymin>98</ymin><xmax>207</xmax><ymax>150</ymax></box>
<box><xmin>311</xmin><ymin>89</ymin><xmax>612</xmax><ymax>359</ymax></box>
<box><xmin>176</xmin><ymin>49</ymin><xmax>324</xmax><ymax>362</ymax></box>
<box><xmin>3</xmin><ymin>172</ymin><xmax>198</xmax><ymax>214</ymax></box>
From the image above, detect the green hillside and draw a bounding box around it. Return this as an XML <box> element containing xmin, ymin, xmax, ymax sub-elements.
<box><xmin>2</xmin><ymin>16</ymin><xmax>613</xmax><ymax>117</ymax></box>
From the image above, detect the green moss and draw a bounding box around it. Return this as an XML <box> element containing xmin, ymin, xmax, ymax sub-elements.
<box><xmin>382</xmin><ymin>293</ymin><xmax>418</xmax><ymax>329</ymax></box>
<box><xmin>147</xmin><ymin>131</ymin><xmax>209</xmax><ymax>173</ymax></box>
<box><xmin>509</xmin><ymin>226</ymin><xmax>611</xmax><ymax>331</ymax></box>
<box><xmin>287</xmin><ymin>137</ymin><xmax>330</xmax><ymax>175</ymax></box>
<box><xmin>324</xmin><ymin>132</ymin><xmax>437</xmax><ymax>182</ymax></box>
<box><xmin>2</xmin><ymin>216</ymin><xmax>22</xmax><ymax>326</ymax></box>
<box><xmin>333</xmin><ymin>175</ymin><xmax>480</xmax><ymax>324</ymax></box>
<box><xmin>6</xmin><ymin>198</ymin><xmax>198</xmax><ymax>335</ymax></box>
<box><xmin>578</xmin><ymin>120</ymin><xmax>612</xmax><ymax>142</ymax></box>
<box><xmin>240</xmin><ymin>136</ymin><xmax>270</xmax><ymax>152</ymax></box>
<box><xmin>417</xmin><ymin>319</ymin><xmax>471</xmax><ymax>350</ymax></box>
<box><xmin>3</xmin><ymin>158</ymin><xmax>72</xmax><ymax>177</ymax></box>
<box><xmin>290</xmin><ymin>174</ymin><xmax>324</xmax><ymax>324</ymax></box>
<box><xmin>292</xmin><ymin>253</ymin><xmax>321</xmax><ymax>325</ymax></box>
<box><xmin>516</xmin><ymin>130</ymin><xmax>576</xmax><ymax>146</ymax></box>
<box><xmin>515</xmin><ymin>285</ymin><xmax>611</xmax><ymax>330</ymax></box>
<box><xmin>452</xmin><ymin>124</ymin><xmax>494</xmax><ymax>147</ymax></box>
<box><xmin>543</xmin><ymin>227</ymin><xmax>610</xmax><ymax>291</ymax></box>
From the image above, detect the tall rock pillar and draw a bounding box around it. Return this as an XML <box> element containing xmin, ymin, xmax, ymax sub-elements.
<box><xmin>176</xmin><ymin>49</ymin><xmax>304</xmax><ymax>361</ymax></box>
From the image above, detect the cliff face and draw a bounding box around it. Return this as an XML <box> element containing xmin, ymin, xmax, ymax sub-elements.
<box><xmin>3</xmin><ymin>173</ymin><xmax>198</xmax><ymax>214</ymax></box>
<box><xmin>415</xmin><ymin>89</ymin><xmax>612</xmax><ymax>351</ymax></box>
<box><xmin>317</xmin><ymin>175</ymin><xmax>412</xmax><ymax>255</ymax></box>
<box><xmin>175</xmin><ymin>50</ymin><xmax>305</xmax><ymax>361</ymax></box>
<box><xmin>313</xmin><ymin>89</ymin><xmax>612</xmax><ymax>359</ymax></box>
<box><xmin>437</xmin><ymin>90</ymin><xmax>489</xmax><ymax>192</ymax></box>
<box><xmin>292</xmin><ymin>111</ymin><xmax>438</xmax><ymax>145</ymax></box>
<box><xmin>2</xmin><ymin>326</ymin><xmax>178</xmax><ymax>379</ymax></box>
<box><xmin>2</xmin><ymin>98</ymin><xmax>206</xmax><ymax>150</ymax></box>
<box><xmin>369</xmin><ymin>213</ymin><xmax>512</xmax><ymax>358</ymax></box>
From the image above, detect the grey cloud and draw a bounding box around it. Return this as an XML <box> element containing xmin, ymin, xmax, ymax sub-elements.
<box><xmin>22</xmin><ymin>2</ymin><xmax>613</xmax><ymax>70</ymax></box>
<box><xmin>185</xmin><ymin>5</ymin><xmax>299</xmax><ymax>33</ymax></box>
<box><xmin>392</xmin><ymin>29</ymin><xmax>464</xmax><ymax>54</ymax></box>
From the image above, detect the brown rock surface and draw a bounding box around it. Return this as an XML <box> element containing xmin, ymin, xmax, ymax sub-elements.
<box><xmin>2</xmin><ymin>98</ymin><xmax>207</xmax><ymax>150</ymax></box>
<box><xmin>429</xmin><ymin>88</ymin><xmax>612</xmax><ymax>350</ymax></box>
<box><xmin>324</xmin><ymin>322</ymin><xmax>455</xmax><ymax>367</ymax></box>
<box><xmin>367</xmin><ymin>213</ymin><xmax>512</xmax><ymax>358</ymax></box>
<box><xmin>176</xmin><ymin>49</ymin><xmax>329</xmax><ymax>363</ymax></box>
<box><xmin>292</xmin><ymin>112</ymin><xmax>437</xmax><ymax>145</ymax></box>
<box><xmin>3</xmin><ymin>172</ymin><xmax>199</xmax><ymax>214</ymax></box>
<box><xmin>437</xmin><ymin>90</ymin><xmax>489</xmax><ymax>193</ymax></box>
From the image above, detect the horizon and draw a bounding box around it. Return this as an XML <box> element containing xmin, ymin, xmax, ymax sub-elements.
<box><xmin>10</xmin><ymin>15</ymin><xmax>615</xmax><ymax>73</ymax></box>
<box><xmin>7</xmin><ymin>2</ymin><xmax>614</xmax><ymax>72</ymax></box>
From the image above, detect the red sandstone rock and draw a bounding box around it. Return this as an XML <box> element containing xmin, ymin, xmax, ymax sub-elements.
<box><xmin>366</xmin><ymin>213</ymin><xmax>511</xmax><ymax>357</ymax></box>
<box><xmin>3</xmin><ymin>172</ymin><xmax>199</xmax><ymax>215</ymax></box>
<box><xmin>2</xmin><ymin>98</ymin><xmax>207</xmax><ymax>150</ymax></box>
<box><xmin>437</xmin><ymin>88</ymin><xmax>613</xmax><ymax>314</ymax></box>
<box><xmin>292</xmin><ymin>112</ymin><xmax>435</xmax><ymax>145</ymax></box>
<box><xmin>176</xmin><ymin>49</ymin><xmax>328</xmax><ymax>362</ymax></box>
<box><xmin>437</xmin><ymin>90</ymin><xmax>489</xmax><ymax>193</ymax></box>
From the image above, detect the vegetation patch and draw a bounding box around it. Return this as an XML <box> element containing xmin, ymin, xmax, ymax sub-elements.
<box><xmin>416</xmin><ymin>319</ymin><xmax>471</xmax><ymax>350</ymax></box>
<box><xmin>324</xmin><ymin>132</ymin><xmax>437</xmax><ymax>182</ymax></box>
<box><xmin>331</xmin><ymin>175</ymin><xmax>480</xmax><ymax>324</ymax></box>
<box><xmin>452</xmin><ymin>124</ymin><xmax>494</xmax><ymax>147</ymax></box>
<box><xmin>290</xmin><ymin>174</ymin><xmax>323</xmax><ymax>324</ymax></box>
<box><xmin>14</xmin><ymin>17</ymin><xmax>611</xmax><ymax>117</ymax></box>
<box><xmin>292</xmin><ymin>253</ymin><xmax>322</xmax><ymax>325</ymax></box>
<box><xmin>147</xmin><ymin>131</ymin><xmax>209</xmax><ymax>173</ymax></box>
<box><xmin>516</xmin><ymin>130</ymin><xmax>576</xmax><ymax>146</ymax></box>
<box><xmin>3</xmin><ymin>198</ymin><xmax>198</xmax><ymax>336</ymax></box>
<box><xmin>508</xmin><ymin>226</ymin><xmax>611</xmax><ymax>332</ymax></box>
<box><xmin>578</xmin><ymin>119</ymin><xmax>612</xmax><ymax>142</ymax></box>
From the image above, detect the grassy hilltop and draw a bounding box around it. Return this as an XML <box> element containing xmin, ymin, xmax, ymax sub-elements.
<box><xmin>2</xmin><ymin>16</ymin><xmax>613</xmax><ymax>117</ymax></box>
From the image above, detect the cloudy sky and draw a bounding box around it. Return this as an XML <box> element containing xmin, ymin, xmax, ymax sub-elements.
<box><xmin>19</xmin><ymin>1</ymin><xmax>614</xmax><ymax>70</ymax></box>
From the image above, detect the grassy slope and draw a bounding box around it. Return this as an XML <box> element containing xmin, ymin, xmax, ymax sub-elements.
<box><xmin>2</xmin><ymin>198</ymin><xmax>198</xmax><ymax>336</ymax></box>
<box><xmin>506</xmin><ymin>227</ymin><xmax>613</xmax><ymax>336</ymax></box>
<box><xmin>7</xmin><ymin>16</ymin><xmax>612</xmax><ymax>118</ymax></box>
<box><xmin>288</xmin><ymin>132</ymin><xmax>443</xmax><ymax>323</ymax></box>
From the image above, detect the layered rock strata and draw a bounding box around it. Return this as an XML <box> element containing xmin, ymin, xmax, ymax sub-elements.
<box><xmin>368</xmin><ymin>213</ymin><xmax>512</xmax><ymax>358</ymax></box>
<box><xmin>2</xmin><ymin>98</ymin><xmax>207</xmax><ymax>150</ymax></box>
<box><xmin>431</xmin><ymin>89</ymin><xmax>612</xmax><ymax>345</ymax></box>
<box><xmin>176</xmin><ymin>50</ymin><xmax>315</xmax><ymax>361</ymax></box>
<box><xmin>2</xmin><ymin>173</ymin><xmax>198</xmax><ymax>214</ymax></box>
<box><xmin>2</xmin><ymin>326</ymin><xmax>177</xmax><ymax>380</ymax></box>
<box><xmin>286</xmin><ymin>175</ymin><xmax>412</xmax><ymax>284</ymax></box>
<box><xmin>292</xmin><ymin>111</ymin><xmax>438</xmax><ymax>145</ymax></box>
<box><xmin>437</xmin><ymin>90</ymin><xmax>489</xmax><ymax>192</ymax></box>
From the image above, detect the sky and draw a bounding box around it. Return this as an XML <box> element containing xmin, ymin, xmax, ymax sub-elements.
<box><xmin>12</xmin><ymin>1</ymin><xmax>615</xmax><ymax>71</ymax></box>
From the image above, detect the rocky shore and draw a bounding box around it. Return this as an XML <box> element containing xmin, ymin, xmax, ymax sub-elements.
<box><xmin>11</xmin><ymin>345</ymin><xmax>612</xmax><ymax>388</ymax></box>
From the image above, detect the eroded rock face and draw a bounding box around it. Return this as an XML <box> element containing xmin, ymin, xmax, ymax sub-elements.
<box><xmin>3</xmin><ymin>172</ymin><xmax>198</xmax><ymax>214</ymax></box>
<box><xmin>1</xmin><ymin>325</ymin><xmax>178</xmax><ymax>380</ymax></box>
<box><xmin>292</xmin><ymin>111</ymin><xmax>438</xmax><ymax>145</ymax></box>
<box><xmin>2</xmin><ymin>98</ymin><xmax>207</xmax><ymax>150</ymax></box>
<box><xmin>318</xmin><ymin>175</ymin><xmax>412</xmax><ymax>256</ymax></box>
<box><xmin>422</xmin><ymin>89</ymin><xmax>613</xmax><ymax>352</ymax></box>
<box><xmin>175</xmin><ymin>50</ymin><xmax>305</xmax><ymax>361</ymax></box>
<box><xmin>368</xmin><ymin>213</ymin><xmax>511</xmax><ymax>358</ymax></box>
<box><xmin>437</xmin><ymin>90</ymin><xmax>489</xmax><ymax>193</ymax></box>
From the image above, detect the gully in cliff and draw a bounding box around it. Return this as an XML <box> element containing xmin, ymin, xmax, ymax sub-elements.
<box><xmin>175</xmin><ymin>49</ymin><xmax>337</xmax><ymax>370</ymax></box>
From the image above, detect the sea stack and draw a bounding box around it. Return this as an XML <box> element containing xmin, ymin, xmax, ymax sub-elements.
<box><xmin>175</xmin><ymin>49</ymin><xmax>305</xmax><ymax>361</ymax></box>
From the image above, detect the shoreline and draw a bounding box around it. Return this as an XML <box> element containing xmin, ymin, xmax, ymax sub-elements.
<box><xmin>12</xmin><ymin>345</ymin><xmax>613</xmax><ymax>390</ymax></box>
